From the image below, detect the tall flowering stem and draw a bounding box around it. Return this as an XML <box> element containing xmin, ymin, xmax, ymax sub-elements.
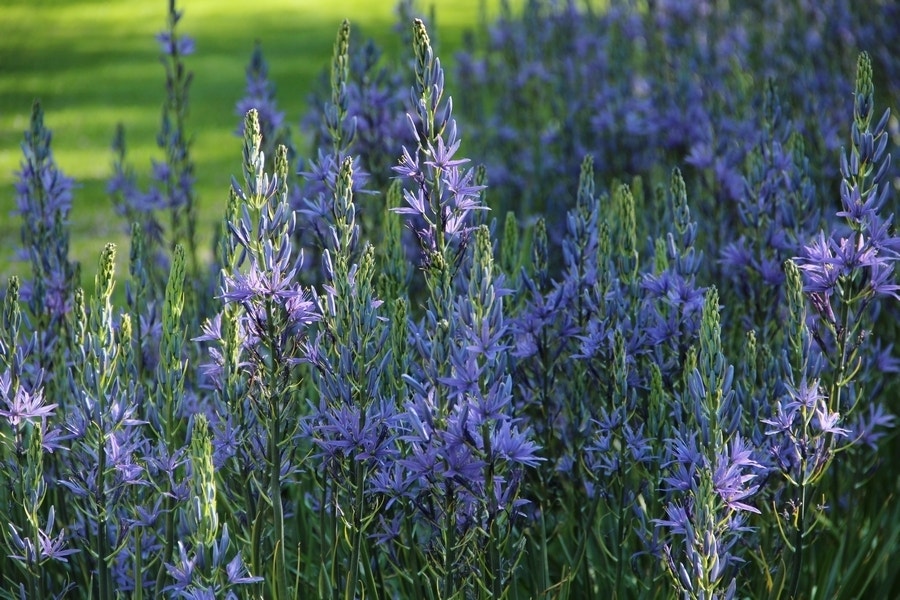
<box><xmin>327</xmin><ymin>20</ymin><xmax>355</xmax><ymax>157</ymax></box>
<box><xmin>235</xmin><ymin>41</ymin><xmax>291</xmax><ymax>164</ymax></box>
<box><xmin>86</xmin><ymin>245</ymin><xmax>118</xmax><ymax>600</ymax></box>
<box><xmin>388</xmin><ymin>18</ymin><xmax>504</xmax><ymax>596</ymax></box>
<box><xmin>798</xmin><ymin>52</ymin><xmax>896</xmax><ymax>414</ymax></box>
<box><xmin>392</xmin><ymin>18</ymin><xmax>487</xmax><ymax>315</ymax></box>
<box><xmin>152</xmin><ymin>243</ymin><xmax>187</xmax><ymax>594</ymax></box>
<box><xmin>656</xmin><ymin>288</ymin><xmax>762</xmax><ymax>599</ymax></box>
<box><xmin>0</xmin><ymin>278</ymin><xmax>75</xmax><ymax>598</ymax></box>
<box><xmin>786</xmin><ymin>51</ymin><xmax>898</xmax><ymax>597</ymax></box>
<box><xmin>303</xmin><ymin>155</ymin><xmax>402</xmax><ymax>598</ymax></box>
<box><xmin>15</xmin><ymin>101</ymin><xmax>77</xmax><ymax>318</ymax></box>
<box><xmin>389</xmin><ymin>39</ymin><xmax>487</xmax><ymax>591</ymax></box>
<box><xmin>14</xmin><ymin>101</ymin><xmax>78</xmax><ymax>399</ymax></box>
<box><xmin>157</xmin><ymin>0</ymin><xmax>200</xmax><ymax>287</ymax></box>
<box><xmin>62</xmin><ymin>244</ymin><xmax>146</xmax><ymax>600</ymax></box>
<box><xmin>220</xmin><ymin>109</ymin><xmax>320</xmax><ymax>598</ymax></box>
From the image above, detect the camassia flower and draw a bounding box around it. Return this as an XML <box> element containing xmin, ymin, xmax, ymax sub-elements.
<box><xmin>0</xmin><ymin>371</ymin><xmax>56</xmax><ymax>428</ymax></box>
<box><xmin>155</xmin><ymin>31</ymin><xmax>195</xmax><ymax>56</ymax></box>
<box><xmin>221</xmin><ymin>258</ymin><xmax>320</xmax><ymax>337</ymax></box>
<box><xmin>8</xmin><ymin>507</ymin><xmax>79</xmax><ymax>565</ymax></box>
<box><xmin>392</xmin><ymin>119</ymin><xmax>487</xmax><ymax>261</ymax></box>
<box><xmin>235</xmin><ymin>42</ymin><xmax>286</xmax><ymax>148</ymax></box>
<box><xmin>391</xmin><ymin>20</ymin><xmax>487</xmax><ymax>275</ymax></box>
<box><xmin>712</xmin><ymin>434</ymin><xmax>763</xmax><ymax>514</ymax></box>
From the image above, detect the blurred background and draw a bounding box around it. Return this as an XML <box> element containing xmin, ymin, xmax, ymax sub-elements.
<box><xmin>0</xmin><ymin>0</ymin><xmax>507</xmax><ymax>281</ymax></box>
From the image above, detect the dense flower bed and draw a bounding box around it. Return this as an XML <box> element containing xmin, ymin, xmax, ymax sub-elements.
<box><xmin>2</xmin><ymin>0</ymin><xmax>898</xmax><ymax>598</ymax></box>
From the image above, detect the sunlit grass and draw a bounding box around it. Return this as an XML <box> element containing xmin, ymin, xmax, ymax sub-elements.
<box><xmin>0</xmin><ymin>0</ymin><xmax>513</xmax><ymax>281</ymax></box>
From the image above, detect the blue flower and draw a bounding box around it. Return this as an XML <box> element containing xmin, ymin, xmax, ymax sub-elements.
<box><xmin>156</xmin><ymin>32</ymin><xmax>195</xmax><ymax>56</ymax></box>
<box><xmin>712</xmin><ymin>435</ymin><xmax>762</xmax><ymax>514</ymax></box>
<box><xmin>0</xmin><ymin>372</ymin><xmax>56</xmax><ymax>427</ymax></box>
<box><xmin>491</xmin><ymin>420</ymin><xmax>543</xmax><ymax>468</ymax></box>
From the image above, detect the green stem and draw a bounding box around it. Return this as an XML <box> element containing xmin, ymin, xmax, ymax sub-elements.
<box><xmin>482</xmin><ymin>424</ymin><xmax>502</xmax><ymax>599</ymax></box>
<box><xmin>345</xmin><ymin>462</ymin><xmax>365</xmax><ymax>600</ymax></box>
<box><xmin>443</xmin><ymin>485</ymin><xmax>456</xmax><ymax>599</ymax></box>
<box><xmin>613</xmin><ymin>478</ymin><xmax>628</xmax><ymax>599</ymax></box>
<box><xmin>270</xmin><ymin>404</ymin><xmax>287</xmax><ymax>599</ymax></box>
<box><xmin>154</xmin><ymin>360</ymin><xmax>178</xmax><ymax>595</ymax></box>
<box><xmin>330</xmin><ymin>477</ymin><xmax>340</xmax><ymax>600</ymax></box>
<box><xmin>367</xmin><ymin>535</ymin><xmax>385</xmax><ymax>596</ymax></box>
<box><xmin>155</xmin><ymin>494</ymin><xmax>175</xmax><ymax>595</ymax></box>
<box><xmin>266</xmin><ymin>298</ymin><xmax>288</xmax><ymax>600</ymax></box>
<box><xmin>26</xmin><ymin>496</ymin><xmax>41</xmax><ymax>599</ymax></box>
<box><xmin>830</xmin><ymin>297</ymin><xmax>852</xmax><ymax>415</ymax></box>
<box><xmin>488</xmin><ymin>517</ymin><xmax>501</xmax><ymax>599</ymax></box>
<box><xmin>134</xmin><ymin>527</ymin><xmax>144</xmax><ymax>600</ymax></box>
<box><xmin>539</xmin><ymin>505</ymin><xmax>550</xmax><ymax>595</ymax></box>
<box><xmin>789</xmin><ymin>478</ymin><xmax>807</xmax><ymax>599</ymax></box>
<box><xmin>243</xmin><ymin>465</ymin><xmax>260</xmax><ymax>581</ymax></box>
<box><xmin>97</xmin><ymin>422</ymin><xmax>109</xmax><ymax>600</ymax></box>
<box><xmin>251</xmin><ymin>506</ymin><xmax>264</xmax><ymax>589</ymax></box>
<box><xmin>573</xmin><ymin>491</ymin><xmax>603</xmax><ymax>592</ymax></box>
<box><xmin>318</xmin><ymin>476</ymin><xmax>329</xmax><ymax>597</ymax></box>
<box><xmin>824</xmin><ymin>292</ymin><xmax>853</xmax><ymax>508</ymax></box>
<box><xmin>28</xmin><ymin>565</ymin><xmax>38</xmax><ymax>600</ymax></box>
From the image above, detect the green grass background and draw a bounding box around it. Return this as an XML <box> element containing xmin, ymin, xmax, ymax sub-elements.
<box><xmin>0</xmin><ymin>0</ymin><xmax>510</xmax><ymax>282</ymax></box>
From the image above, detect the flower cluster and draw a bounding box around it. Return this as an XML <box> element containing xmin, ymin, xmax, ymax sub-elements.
<box><xmin>14</xmin><ymin>102</ymin><xmax>78</xmax><ymax>342</ymax></box>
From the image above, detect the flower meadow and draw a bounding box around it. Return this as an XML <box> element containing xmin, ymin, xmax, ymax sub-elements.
<box><xmin>3</xmin><ymin>0</ymin><xmax>900</xmax><ymax>597</ymax></box>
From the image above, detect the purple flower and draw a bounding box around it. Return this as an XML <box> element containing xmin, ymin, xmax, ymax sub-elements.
<box><xmin>784</xmin><ymin>378</ymin><xmax>825</xmax><ymax>411</ymax></box>
<box><xmin>0</xmin><ymin>372</ymin><xmax>56</xmax><ymax>427</ymax></box>
<box><xmin>712</xmin><ymin>435</ymin><xmax>762</xmax><ymax>514</ymax></box>
<box><xmin>370</xmin><ymin>513</ymin><xmax>404</xmax><ymax>547</ymax></box>
<box><xmin>797</xmin><ymin>232</ymin><xmax>839</xmax><ymax>295</ymax></box>
<box><xmin>832</xmin><ymin>234</ymin><xmax>879</xmax><ymax>274</ymax></box>
<box><xmin>221</xmin><ymin>261</ymin><xmax>298</xmax><ymax>304</ymax></box>
<box><xmin>662</xmin><ymin>434</ymin><xmax>703</xmax><ymax>493</ymax></box>
<box><xmin>8</xmin><ymin>507</ymin><xmax>79</xmax><ymax>564</ymax></box>
<box><xmin>720</xmin><ymin>241</ymin><xmax>752</xmax><ymax>273</ymax></box>
<box><xmin>193</xmin><ymin>313</ymin><xmax>223</xmax><ymax>343</ymax></box>
<box><xmin>424</xmin><ymin>133</ymin><xmax>468</xmax><ymax>171</ymax></box>
<box><xmin>850</xmin><ymin>403</ymin><xmax>896</xmax><ymax>450</ymax></box>
<box><xmin>491</xmin><ymin>420</ymin><xmax>543</xmax><ymax>468</ymax></box>
<box><xmin>368</xmin><ymin>462</ymin><xmax>414</xmax><ymax>506</ymax></box>
<box><xmin>867</xmin><ymin>259</ymin><xmax>900</xmax><ymax>300</ymax></box>
<box><xmin>623</xmin><ymin>424</ymin><xmax>654</xmax><ymax>465</ymax></box>
<box><xmin>761</xmin><ymin>404</ymin><xmax>797</xmax><ymax>436</ymax></box>
<box><xmin>813</xmin><ymin>405</ymin><xmax>849</xmax><ymax>438</ymax></box>
<box><xmin>225</xmin><ymin>553</ymin><xmax>263</xmax><ymax>586</ymax></box>
<box><xmin>653</xmin><ymin>502</ymin><xmax>693</xmax><ymax>539</ymax></box>
<box><xmin>14</xmin><ymin>102</ymin><xmax>78</xmax><ymax>323</ymax></box>
<box><xmin>308</xmin><ymin>399</ymin><xmax>399</xmax><ymax>465</ymax></box>
<box><xmin>156</xmin><ymin>32</ymin><xmax>195</xmax><ymax>56</ymax></box>
<box><xmin>165</xmin><ymin>542</ymin><xmax>196</xmax><ymax>590</ymax></box>
<box><xmin>235</xmin><ymin>42</ymin><xmax>286</xmax><ymax>142</ymax></box>
<box><xmin>220</xmin><ymin>259</ymin><xmax>321</xmax><ymax>341</ymax></box>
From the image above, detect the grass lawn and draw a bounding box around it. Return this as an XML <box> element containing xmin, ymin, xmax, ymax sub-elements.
<box><xmin>0</xmin><ymin>0</ymin><xmax>510</xmax><ymax>283</ymax></box>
